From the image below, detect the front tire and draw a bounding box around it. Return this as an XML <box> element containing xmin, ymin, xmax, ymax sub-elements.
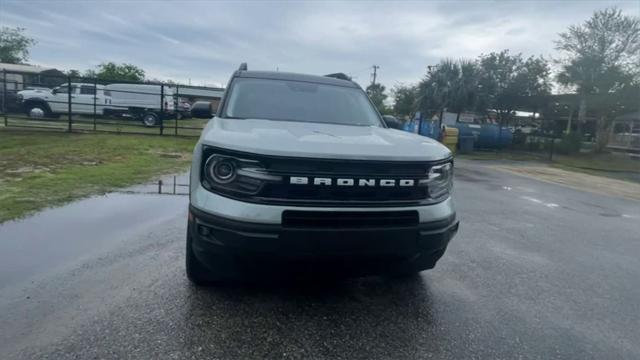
<box><xmin>186</xmin><ymin>225</ymin><xmax>237</xmax><ymax>286</ymax></box>
<box><xmin>186</xmin><ymin>226</ymin><xmax>211</xmax><ymax>285</ymax></box>
<box><xmin>141</xmin><ymin>112</ymin><xmax>159</xmax><ymax>127</ymax></box>
<box><xmin>26</xmin><ymin>103</ymin><xmax>51</xmax><ymax>119</ymax></box>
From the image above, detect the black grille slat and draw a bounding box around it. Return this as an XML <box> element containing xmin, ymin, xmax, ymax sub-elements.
<box><xmin>282</xmin><ymin>210</ymin><xmax>419</xmax><ymax>228</ymax></box>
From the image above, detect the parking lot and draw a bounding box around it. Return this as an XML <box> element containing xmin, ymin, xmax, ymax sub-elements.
<box><xmin>0</xmin><ymin>159</ymin><xmax>639</xmax><ymax>360</ymax></box>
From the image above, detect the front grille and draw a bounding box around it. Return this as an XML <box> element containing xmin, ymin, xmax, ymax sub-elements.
<box><xmin>260</xmin><ymin>156</ymin><xmax>432</xmax><ymax>206</ymax></box>
<box><xmin>282</xmin><ymin>210</ymin><xmax>419</xmax><ymax>228</ymax></box>
<box><xmin>260</xmin><ymin>182</ymin><xmax>428</xmax><ymax>204</ymax></box>
<box><xmin>202</xmin><ymin>147</ymin><xmax>448</xmax><ymax>207</ymax></box>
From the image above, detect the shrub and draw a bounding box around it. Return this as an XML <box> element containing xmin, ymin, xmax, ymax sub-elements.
<box><xmin>555</xmin><ymin>132</ymin><xmax>583</xmax><ymax>154</ymax></box>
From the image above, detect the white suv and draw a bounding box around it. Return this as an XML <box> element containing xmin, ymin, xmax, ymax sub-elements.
<box><xmin>186</xmin><ymin>65</ymin><xmax>459</xmax><ymax>285</ymax></box>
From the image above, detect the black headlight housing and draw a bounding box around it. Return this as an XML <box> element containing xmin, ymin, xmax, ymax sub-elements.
<box><xmin>201</xmin><ymin>150</ymin><xmax>282</xmax><ymax>197</ymax></box>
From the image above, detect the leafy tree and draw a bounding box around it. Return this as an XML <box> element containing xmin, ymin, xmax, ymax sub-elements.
<box><xmin>418</xmin><ymin>59</ymin><xmax>483</xmax><ymax>121</ymax></box>
<box><xmin>477</xmin><ymin>50</ymin><xmax>551</xmax><ymax>125</ymax></box>
<box><xmin>450</xmin><ymin>59</ymin><xmax>481</xmax><ymax>120</ymax></box>
<box><xmin>391</xmin><ymin>83</ymin><xmax>419</xmax><ymax>118</ymax></box>
<box><xmin>83</xmin><ymin>69</ymin><xmax>97</xmax><ymax>78</ymax></box>
<box><xmin>418</xmin><ymin>59</ymin><xmax>458</xmax><ymax>118</ymax></box>
<box><xmin>555</xmin><ymin>7</ymin><xmax>640</xmax><ymax>151</ymax></box>
<box><xmin>0</xmin><ymin>27</ymin><xmax>36</xmax><ymax>64</ymax></box>
<box><xmin>366</xmin><ymin>83</ymin><xmax>388</xmax><ymax>114</ymax></box>
<box><xmin>88</xmin><ymin>62</ymin><xmax>145</xmax><ymax>82</ymax></box>
<box><xmin>65</xmin><ymin>69</ymin><xmax>82</xmax><ymax>78</ymax></box>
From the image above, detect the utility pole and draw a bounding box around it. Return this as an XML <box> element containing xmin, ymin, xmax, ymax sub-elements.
<box><xmin>371</xmin><ymin>65</ymin><xmax>379</xmax><ymax>85</ymax></box>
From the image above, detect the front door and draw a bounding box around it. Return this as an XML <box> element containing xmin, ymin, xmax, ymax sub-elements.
<box><xmin>49</xmin><ymin>84</ymin><xmax>77</xmax><ymax>114</ymax></box>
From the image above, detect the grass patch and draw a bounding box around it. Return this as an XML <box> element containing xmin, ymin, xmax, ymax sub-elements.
<box><xmin>0</xmin><ymin>129</ymin><xmax>197</xmax><ymax>223</ymax></box>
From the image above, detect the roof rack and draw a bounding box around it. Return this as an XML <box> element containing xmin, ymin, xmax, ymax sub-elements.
<box><xmin>238</xmin><ymin>63</ymin><xmax>248</xmax><ymax>71</ymax></box>
<box><xmin>324</xmin><ymin>73</ymin><xmax>352</xmax><ymax>81</ymax></box>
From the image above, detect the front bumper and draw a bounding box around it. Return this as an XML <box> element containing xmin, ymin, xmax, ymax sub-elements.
<box><xmin>189</xmin><ymin>205</ymin><xmax>459</xmax><ymax>276</ymax></box>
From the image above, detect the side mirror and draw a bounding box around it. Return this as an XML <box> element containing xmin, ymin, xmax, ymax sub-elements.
<box><xmin>190</xmin><ymin>101</ymin><xmax>214</xmax><ymax>119</ymax></box>
<box><xmin>51</xmin><ymin>88</ymin><xmax>58</xmax><ymax>95</ymax></box>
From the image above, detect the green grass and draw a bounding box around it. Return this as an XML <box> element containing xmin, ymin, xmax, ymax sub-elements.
<box><xmin>0</xmin><ymin>129</ymin><xmax>197</xmax><ymax>223</ymax></box>
<box><xmin>457</xmin><ymin>150</ymin><xmax>640</xmax><ymax>182</ymax></box>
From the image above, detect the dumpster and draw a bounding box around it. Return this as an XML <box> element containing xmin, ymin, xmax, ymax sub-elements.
<box><xmin>459</xmin><ymin>135</ymin><xmax>475</xmax><ymax>154</ymax></box>
<box><xmin>442</xmin><ymin>126</ymin><xmax>459</xmax><ymax>153</ymax></box>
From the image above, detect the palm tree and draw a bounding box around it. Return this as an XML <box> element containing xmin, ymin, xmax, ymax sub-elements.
<box><xmin>419</xmin><ymin>59</ymin><xmax>480</xmax><ymax>122</ymax></box>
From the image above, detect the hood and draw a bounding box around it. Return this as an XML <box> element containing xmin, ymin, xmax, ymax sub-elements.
<box><xmin>199</xmin><ymin>118</ymin><xmax>451</xmax><ymax>161</ymax></box>
<box><xmin>18</xmin><ymin>88</ymin><xmax>52</xmax><ymax>96</ymax></box>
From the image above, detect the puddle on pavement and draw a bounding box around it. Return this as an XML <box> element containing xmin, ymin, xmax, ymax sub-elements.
<box><xmin>0</xmin><ymin>192</ymin><xmax>188</xmax><ymax>289</ymax></box>
<box><xmin>121</xmin><ymin>172</ymin><xmax>189</xmax><ymax>195</ymax></box>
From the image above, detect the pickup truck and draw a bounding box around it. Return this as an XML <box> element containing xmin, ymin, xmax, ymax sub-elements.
<box><xmin>186</xmin><ymin>64</ymin><xmax>459</xmax><ymax>284</ymax></box>
<box><xmin>17</xmin><ymin>83</ymin><xmax>112</xmax><ymax>118</ymax></box>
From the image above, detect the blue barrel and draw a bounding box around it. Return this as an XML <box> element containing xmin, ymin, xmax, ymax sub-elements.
<box><xmin>402</xmin><ymin>120</ymin><xmax>442</xmax><ymax>140</ymax></box>
<box><xmin>458</xmin><ymin>136</ymin><xmax>474</xmax><ymax>153</ymax></box>
<box><xmin>450</xmin><ymin>123</ymin><xmax>512</xmax><ymax>149</ymax></box>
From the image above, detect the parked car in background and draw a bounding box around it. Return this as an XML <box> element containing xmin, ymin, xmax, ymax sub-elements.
<box><xmin>177</xmin><ymin>98</ymin><xmax>192</xmax><ymax>119</ymax></box>
<box><xmin>190</xmin><ymin>101</ymin><xmax>214</xmax><ymax>119</ymax></box>
<box><xmin>17</xmin><ymin>83</ymin><xmax>112</xmax><ymax>118</ymax></box>
<box><xmin>382</xmin><ymin>115</ymin><xmax>403</xmax><ymax>129</ymax></box>
<box><xmin>104</xmin><ymin>83</ymin><xmax>176</xmax><ymax>126</ymax></box>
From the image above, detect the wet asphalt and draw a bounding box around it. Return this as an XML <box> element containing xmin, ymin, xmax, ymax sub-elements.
<box><xmin>0</xmin><ymin>160</ymin><xmax>639</xmax><ymax>360</ymax></box>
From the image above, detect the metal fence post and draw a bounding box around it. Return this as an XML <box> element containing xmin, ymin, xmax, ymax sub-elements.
<box><xmin>67</xmin><ymin>76</ymin><xmax>72</xmax><ymax>132</ymax></box>
<box><xmin>175</xmin><ymin>84</ymin><xmax>179</xmax><ymax>136</ymax></box>
<box><xmin>2</xmin><ymin>69</ymin><xmax>7</xmax><ymax>127</ymax></box>
<box><xmin>93</xmin><ymin>77</ymin><xmax>97</xmax><ymax>131</ymax></box>
<box><xmin>159</xmin><ymin>84</ymin><xmax>164</xmax><ymax>135</ymax></box>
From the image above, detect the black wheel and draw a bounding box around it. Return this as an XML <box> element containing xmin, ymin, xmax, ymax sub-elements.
<box><xmin>26</xmin><ymin>103</ymin><xmax>51</xmax><ymax>119</ymax></box>
<box><xmin>186</xmin><ymin>225</ymin><xmax>237</xmax><ymax>286</ymax></box>
<box><xmin>141</xmin><ymin>112</ymin><xmax>159</xmax><ymax>127</ymax></box>
<box><xmin>186</xmin><ymin>227</ymin><xmax>211</xmax><ymax>285</ymax></box>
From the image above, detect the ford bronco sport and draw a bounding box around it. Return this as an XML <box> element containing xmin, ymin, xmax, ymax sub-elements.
<box><xmin>187</xmin><ymin>64</ymin><xmax>458</xmax><ymax>284</ymax></box>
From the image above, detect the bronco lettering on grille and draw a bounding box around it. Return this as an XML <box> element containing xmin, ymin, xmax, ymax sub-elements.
<box><xmin>289</xmin><ymin>177</ymin><xmax>418</xmax><ymax>187</ymax></box>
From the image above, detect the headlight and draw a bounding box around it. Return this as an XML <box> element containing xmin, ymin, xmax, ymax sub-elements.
<box><xmin>207</xmin><ymin>156</ymin><xmax>236</xmax><ymax>183</ymax></box>
<box><xmin>202</xmin><ymin>154</ymin><xmax>281</xmax><ymax>195</ymax></box>
<box><xmin>426</xmin><ymin>162</ymin><xmax>453</xmax><ymax>200</ymax></box>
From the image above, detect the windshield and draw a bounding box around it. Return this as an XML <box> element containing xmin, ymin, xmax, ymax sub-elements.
<box><xmin>223</xmin><ymin>77</ymin><xmax>383</xmax><ymax>126</ymax></box>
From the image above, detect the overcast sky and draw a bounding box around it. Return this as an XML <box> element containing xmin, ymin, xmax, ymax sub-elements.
<box><xmin>1</xmin><ymin>0</ymin><xmax>638</xmax><ymax>89</ymax></box>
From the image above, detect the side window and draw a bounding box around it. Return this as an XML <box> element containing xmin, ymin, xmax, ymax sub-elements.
<box><xmin>57</xmin><ymin>85</ymin><xmax>69</xmax><ymax>94</ymax></box>
<box><xmin>80</xmin><ymin>85</ymin><xmax>96</xmax><ymax>95</ymax></box>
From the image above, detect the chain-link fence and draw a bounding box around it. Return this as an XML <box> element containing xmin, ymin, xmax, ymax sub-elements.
<box><xmin>1</xmin><ymin>69</ymin><xmax>223</xmax><ymax>137</ymax></box>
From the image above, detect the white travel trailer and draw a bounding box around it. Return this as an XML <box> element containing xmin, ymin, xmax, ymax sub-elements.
<box><xmin>105</xmin><ymin>83</ymin><xmax>176</xmax><ymax>126</ymax></box>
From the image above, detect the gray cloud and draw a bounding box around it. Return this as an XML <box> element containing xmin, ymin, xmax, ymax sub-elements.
<box><xmin>2</xmin><ymin>0</ymin><xmax>638</xmax><ymax>88</ymax></box>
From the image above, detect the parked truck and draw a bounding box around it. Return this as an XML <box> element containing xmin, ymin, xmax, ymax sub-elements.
<box><xmin>17</xmin><ymin>83</ymin><xmax>112</xmax><ymax>118</ymax></box>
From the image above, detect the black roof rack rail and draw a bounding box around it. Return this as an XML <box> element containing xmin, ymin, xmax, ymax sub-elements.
<box><xmin>238</xmin><ymin>63</ymin><xmax>248</xmax><ymax>71</ymax></box>
<box><xmin>324</xmin><ymin>73</ymin><xmax>352</xmax><ymax>81</ymax></box>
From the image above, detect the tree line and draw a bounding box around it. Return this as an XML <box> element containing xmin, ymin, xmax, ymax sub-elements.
<box><xmin>387</xmin><ymin>8</ymin><xmax>639</xmax><ymax>152</ymax></box>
